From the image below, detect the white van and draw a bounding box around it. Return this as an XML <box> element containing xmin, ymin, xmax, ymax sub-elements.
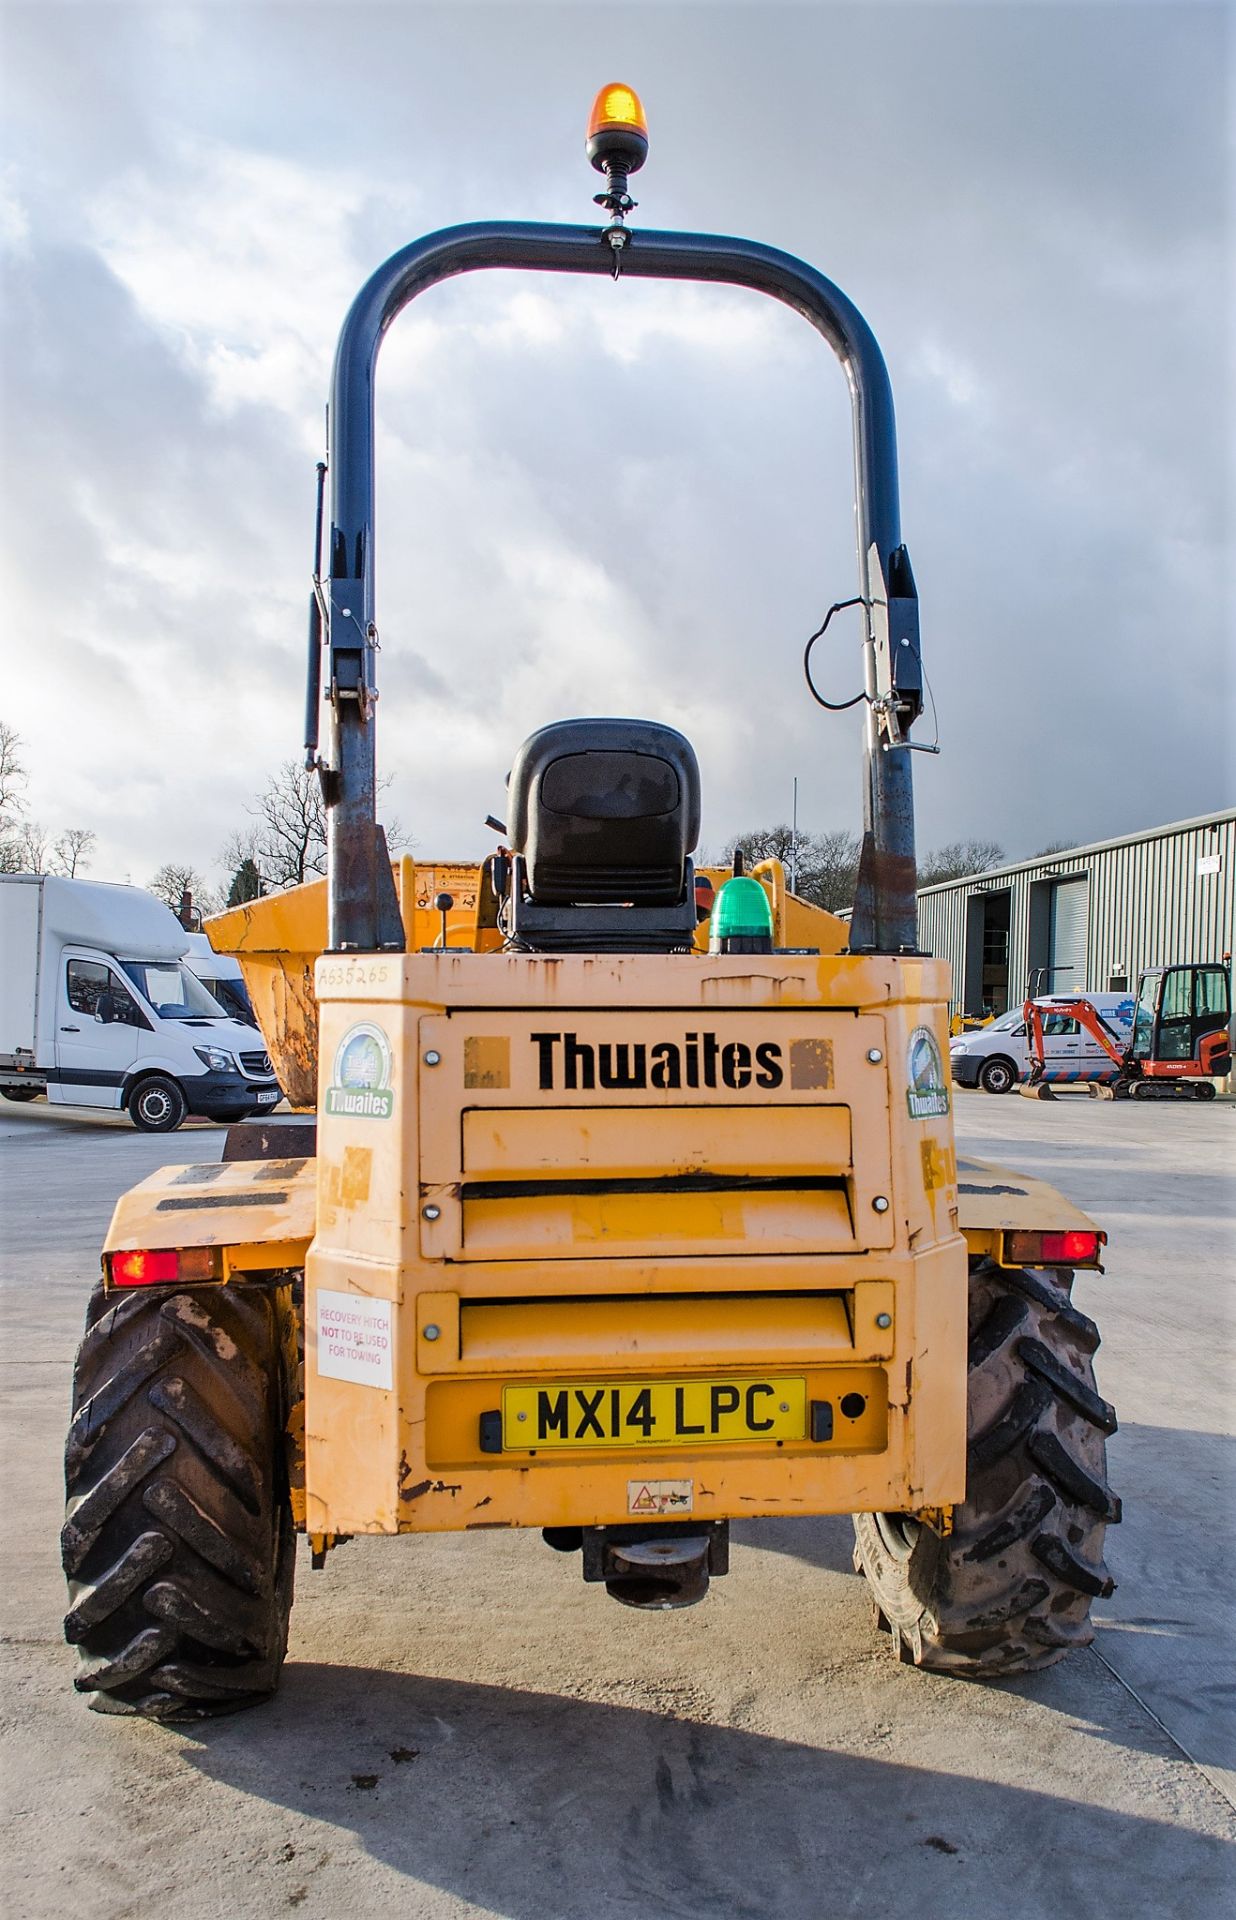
<box><xmin>949</xmin><ymin>993</ymin><xmax>1136</xmax><ymax>1095</ymax></box>
<box><xmin>0</xmin><ymin>875</ymin><xmax>281</xmax><ymax>1131</ymax></box>
<box><xmin>182</xmin><ymin>930</ymin><xmax>260</xmax><ymax>1029</ymax></box>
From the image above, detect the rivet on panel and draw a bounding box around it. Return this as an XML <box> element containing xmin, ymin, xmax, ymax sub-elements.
<box><xmin>422</xmin><ymin>1204</ymin><xmax>441</xmax><ymax>1221</ymax></box>
<box><xmin>872</xmin><ymin>1196</ymin><xmax>890</xmax><ymax>1214</ymax></box>
<box><xmin>875</xmin><ymin>1312</ymin><xmax>893</xmax><ymax>1329</ymax></box>
<box><xmin>866</xmin><ymin>1048</ymin><xmax>883</xmax><ymax>1064</ymax></box>
<box><xmin>424</xmin><ymin>1050</ymin><xmax>441</xmax><ymax>1066</ymax></box>
<box><xmin>422</xmin><ymin>1323</ymin><xmax>441</xmax><ymax>1342</ymax></box>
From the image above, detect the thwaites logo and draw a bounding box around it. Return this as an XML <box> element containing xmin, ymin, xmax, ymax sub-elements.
<box><xmin>906</xmin><ymin>1025</ymin><xmax>949</xmax><ymax>1120</ymax></box>
<box><xmin>530</xmin><ymin>1030</ymin><xmax>784</xmax><ymax>1093</ymax></box>
<box><xmin>326</xmin><ymin>1022</ymin><xmax>394</xmax><ymax>1119</ymax></box>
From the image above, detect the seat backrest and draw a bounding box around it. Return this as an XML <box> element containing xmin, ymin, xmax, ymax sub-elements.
<box><xmin>507</xmin><ymin>719</ymin><xmax>700</xmax><ymax>905</ymax></box>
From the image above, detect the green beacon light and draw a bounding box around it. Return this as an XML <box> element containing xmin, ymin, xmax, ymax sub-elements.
<box><xmin>709</xmin><ymin>876</ymin><xmax>774</xmax><ymax>954</ymax></box>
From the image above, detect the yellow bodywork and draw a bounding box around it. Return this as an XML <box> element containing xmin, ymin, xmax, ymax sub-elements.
<box><xmin>105</xmin><ymin>1156</ymin><xmax>315</xmax><ymax>1275</ymax></box>
<box><xmin>102</xmin><ymin>1144</ymin><xmax>1095</xmax><ymax>1277</ymax></box>
<box><xmin>100</xmin><ymin>863</ymin><xmax>1102</xmax><ymax>1546</ymax></box>
<box><xmin>205</xmin><ymin>858</ymin><xmax>846</xmax><ymax>1108</ymax></box>
<box><xmin>207</xmin><ymin>858</ymin><xmax>499</xmax><ymax>1107</ymax></box>
<box><xmin>304</xmin><ymin>947</ymin><xmax>967</xmax><ymax>1534</ymax></box>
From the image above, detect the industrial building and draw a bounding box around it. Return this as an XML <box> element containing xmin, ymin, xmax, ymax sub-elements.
<box><xmin>917</xmin><ymin>811</ymin><xmax>1234</xmax><ymax>1019</ymax></box>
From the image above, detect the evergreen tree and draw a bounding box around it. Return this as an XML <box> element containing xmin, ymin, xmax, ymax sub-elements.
<box><xmin>226</xmin><ymin>856</ymin><xmax>263</xmax><ymax>906</ymax></box>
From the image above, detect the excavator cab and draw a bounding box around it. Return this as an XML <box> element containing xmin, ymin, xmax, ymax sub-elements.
<box><xmin>1129</xmin><ymin>964</ymin><xmax>1231</xmax><ymax>1084</ymax></box>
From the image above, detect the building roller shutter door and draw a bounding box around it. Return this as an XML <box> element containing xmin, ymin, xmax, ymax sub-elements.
<box><xmin>1050</xmin><ymin>878</ymin><xmax>1088</xmax><ymax>992</ymax></box>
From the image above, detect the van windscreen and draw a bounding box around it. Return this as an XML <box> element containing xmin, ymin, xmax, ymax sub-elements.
<box><xmin>119</xmin><ymin>961</ymin><xmax>223</xmax><ymax>1020</ymax></box>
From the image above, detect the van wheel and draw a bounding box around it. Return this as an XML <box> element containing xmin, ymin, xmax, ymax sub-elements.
<box><xmin>853</xmin><ymin>1257</ymin><xmax>1119</xmax><ymax>1677</ymax></box>
<box><xmin>979</xmin><ymin>1056</ymin><xmax>1017</xmax><ymax>1095</ymax></box>
<box><xmin>1</xmin><ymin>1086</ymin><xmax>40</xmax><ymax>1102</ymax></box>
<box><xmin>129</xmin><ymin>1076</ymin><xmax>188</xmax><ymax>1133</ymax></box>
<box><xmin>62</xmin><ymin>1281</ymin><xmax>296</xmax><ymax>1719</ymax></box>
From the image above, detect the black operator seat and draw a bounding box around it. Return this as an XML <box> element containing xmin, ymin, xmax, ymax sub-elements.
<box><xmin>504</xmin><ymin>719</ymin><xmax>701</xmax><ymax>951</ymax></box>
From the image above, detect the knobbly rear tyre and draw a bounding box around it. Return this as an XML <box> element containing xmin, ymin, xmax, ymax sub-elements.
<box><xmin>852</xmin><ymin>1258</ymin><xmax>1119</xmax><ymax>1677</ymax></box>
<box><xmin>62</xmin><ymin>1280</ymin><xmax>296</xmax><ymax>1719</ymax></box>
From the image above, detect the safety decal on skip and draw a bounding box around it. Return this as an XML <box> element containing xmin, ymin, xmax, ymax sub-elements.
<box><xmin>316</xmin><ymin>1288</ymin><xmax>393</xmax><ymax>1390</ymax></box>
<box><xmin>628</xmin><ymin>1479</ymin><xmax>694</xmax><ymax>1515</ymax></box>
<box><xmin>326</xmin><ymin>1022</ymin><xmax>394</xmax><ymax>1119</ymax></box>
<box><xmin>906</xmin><ymin>1026</ymin><xmax>950</xmax><ymax>1120</ymax></box>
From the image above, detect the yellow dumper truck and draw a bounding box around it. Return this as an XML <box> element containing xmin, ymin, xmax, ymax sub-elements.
<box><xmin>61</xmin><ymin>88</ymin><xmax>1118</xmax><ymax>1719</ymax></box>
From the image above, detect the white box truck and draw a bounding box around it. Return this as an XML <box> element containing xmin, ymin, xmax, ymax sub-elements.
<box><xmin>0</xmin><ymin>875</ymin><xmax>281</xmax><ymax>1131</ymax></box>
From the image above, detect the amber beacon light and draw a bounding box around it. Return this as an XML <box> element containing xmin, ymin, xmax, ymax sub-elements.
<box><xmin>586</xmin><ymin>83</ymin><xmax>649</xmax><ymax>238</ymax></box>
<box><xmin>586</xmin><ymin>83</ymin><xmax>649</xmax><ymax>173</ymax></box>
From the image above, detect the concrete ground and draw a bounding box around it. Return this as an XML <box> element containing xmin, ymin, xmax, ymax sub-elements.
<box><xmin>1</xmin><ymin>1093</ymin><xmax>1232</xmax><ymax>1919</ymax></box>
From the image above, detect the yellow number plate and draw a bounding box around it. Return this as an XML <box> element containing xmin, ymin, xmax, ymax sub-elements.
<box><xmin>501</xmin><ymin>1376</ymin><xmax>807</xmax><ymax>1451</ymax></box>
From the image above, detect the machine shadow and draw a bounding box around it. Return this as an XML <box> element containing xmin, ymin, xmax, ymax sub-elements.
<box><xmin>744</xmin><ymin>1421</ymin><xmax>1236</xmax><ymax>1780</ymax></box>
<box><xmin>179</xmin><ymin>1667</ymin><xmax>1233</xmax><ymax>1920</ymax></box>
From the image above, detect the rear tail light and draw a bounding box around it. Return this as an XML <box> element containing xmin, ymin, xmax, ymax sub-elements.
<box><xmin>108</xmin><ymin>1246</ymin><xmax>219</xmax><ymax>1287</ymax></box>
<box><xmin>1004</xmin><ymin>1229</ymin><xmax>1104</xmax><ymax>1268</ymax></box>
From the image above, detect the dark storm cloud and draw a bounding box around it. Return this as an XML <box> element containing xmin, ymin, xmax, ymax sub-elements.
<box><xmin>1</xmin><ymin>1</ymin><xmax>1230</xmax><ymax>887</ymax></box>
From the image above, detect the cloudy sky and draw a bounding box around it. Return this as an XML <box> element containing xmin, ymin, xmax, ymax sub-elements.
<box><xmin>2</xmin><ymin>0</ymin><xmax>1231</xmax><ymax>896</ymax></box>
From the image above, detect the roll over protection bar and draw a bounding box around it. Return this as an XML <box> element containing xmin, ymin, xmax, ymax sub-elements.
<box><xmin>320</xmin><ymin>220</ymin><xmax>924</xmax><ymax>954</ymax></box>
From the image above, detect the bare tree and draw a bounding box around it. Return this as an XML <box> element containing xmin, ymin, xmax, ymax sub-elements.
<box><xmin>798</xmin><ymin>828</ymin><xmax>862</xmax><ymax>914</ymax></box>
<box><xmin>247</xmin><ymin>762</ymin><xmax>326</xmax><ymax>888</ymax></box>
<box><xmin>729</xmin><ymin>824</ymin><xmax>798</xmax><ymax>868</ymax></box>
<box><xmin>0</xmin><ymin>721</ymin><xmax>30</xmax><ymax>870</ymax></box>
<box><xmin>0</xmin><ymin>818</ymin><xmax>51</xmax><ymax>873</ymax></box>
<box><xmin>1034</xmin><ymin>838</ymin><xmax>1078</xmax><ymax>858</ymax></box>
<box><xmin>0</xmin><ymin>726</ymin><xmax>100</xmax><ymax>882</ymax></box>
<box><xmin>239</xmin><ymin>761</ymin><xmax>409</xmax><ymax>891</ymax></box>
<box><xmin>148</xmin><ymin>862</ymin><xmax>216</xmax><ymax>922</ymax></box>
<box><xmin>0</xmin><ymin>720</ymin><xmax>27</xmax><ymax>815</ymax></box>
<box><xmin>919</xmin><ymin>840</ymin><xmax>1006</xmax><ymax>885</ymax></box>
<box><xmin>52</xmin><ymin>828</ymin><xmax>97</xmax><ymax>878</ymax></box>
<box><xmin>219</xmin><ymin>825</ymin><xmax>262</xmax><ymax>874</ymax></box>
<box><xmin>724</xmin><ymin>823</ymin><xmax>861</xmax><ymax>916</ymax></box>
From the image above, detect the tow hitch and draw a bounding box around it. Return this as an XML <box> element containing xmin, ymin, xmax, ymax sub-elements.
<box><xmin>547</xmin><ymin>1521</ymin><xmax>730</xmax><ymax>1610</ymax></box>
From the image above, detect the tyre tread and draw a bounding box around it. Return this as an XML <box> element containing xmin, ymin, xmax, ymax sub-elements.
<box><xmin>1030</xmin><ymin>1531</ymin><xmax>1115</xmax><ymax>1598</ymax></box>
<box><xmin>1017</xmin><ymin>1336</ymin><xmax>1118</xmax><ymax>1433</ymax></box>
<box><xmin>62</xmin><ymin>1427</ymin><xmax>177</xmax><ymax>1575</ymax></box>
<box><xmin>1027</xmin><ymin>1428</ymin><xmax>1121</xmax><ymax>1520</ymax></box>
<box><xmin>968</xmin><ymin>1295</ymin><xmax>1028</xmax><ymax>1370</ymax></box>
<box><xmin>853</xmin><ymin>1258</ymin><xmax>1118</xmax><ymax>1679</ymax></box>
<box><xmin>62</xmin><ymin>1280</ymin><xmax>294</xmax><ymax>1720</ymax></box>
<box><xmin>997</xmin><ymin>1264</ymin><xmax>1101</xmax><ymax>1353</ymax></box>
<box><xmin>968</xmin><ymin>1378</ymin><xmax>1052</xmax><ymax>1468</ymax></box>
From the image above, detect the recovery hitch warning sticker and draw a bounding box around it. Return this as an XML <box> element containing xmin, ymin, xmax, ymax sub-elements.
<box><xmin>315</xmin><ymin>1288</ymin><xmax>393</xmax><ymax>1390</ymax></box>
